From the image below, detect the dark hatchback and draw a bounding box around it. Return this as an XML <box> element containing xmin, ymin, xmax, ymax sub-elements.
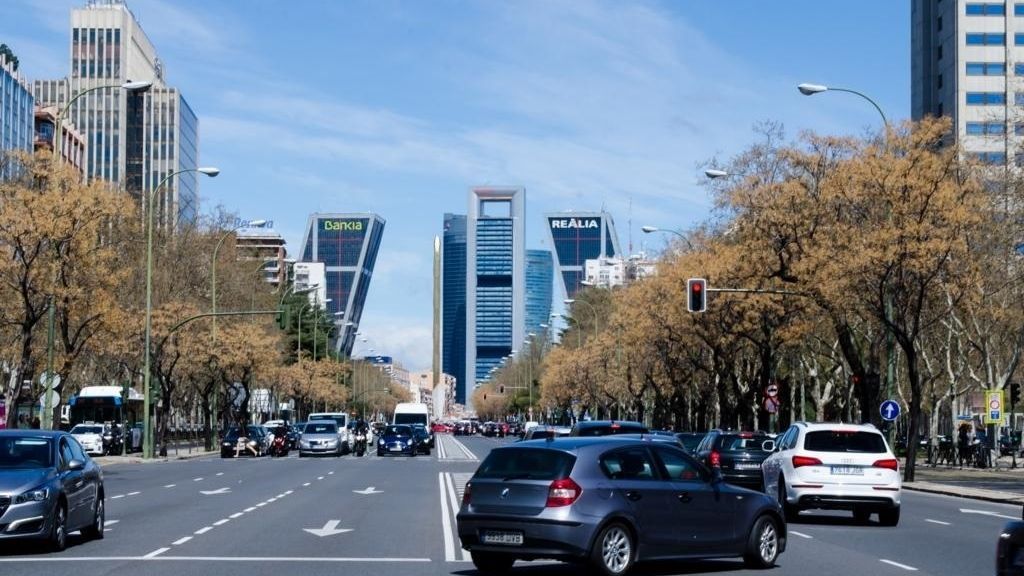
<box><xmin>377</xmin><ymin>425</ymin><xmax>417</xmax><ymax>457</ymax></box>
<box><xmin>675</xmin><ymin>432</ymin><xmax>707</xmax><ymax>454</ymax></box>
<box><xmin>457</xmin><ymin>437</ymin><xmax>785</xmax><ymax>575</ymax></box>
<box><xmin>411</xmin><ymin>424</ymin><xmax>432</xmax><ymax>455</ymax></box>
<box><xmin>220</xmin><ymin>426</ymin><xmax>269</xmax><ymax>458</ymax></box>
<box><xmin>694</xmin><ymin>430</ymin><xmax>773</xmax><ymax>492</ymax></box>
<box><xmin>569</xmin><ymin>420</ymin><xmax>649</xmax><ymax>437</ymax></box>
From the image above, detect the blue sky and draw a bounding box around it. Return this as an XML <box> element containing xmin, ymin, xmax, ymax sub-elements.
<box><xmin>1</xmin><ymin>0</ymin><xmax>910</xmax><ymax>369</ymax></box>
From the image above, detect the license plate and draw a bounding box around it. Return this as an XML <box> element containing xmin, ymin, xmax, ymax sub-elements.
<box><xmin>481</xmin><ymin>530</ymin><xmax>523</xmax><ymax>546</ymax></box>
<box><xmin>830</xmin><ymin>466</ymin><xmax>863</xmax><ymax>475</ymax></box>
<box><xmin>390</xmin><ymin>446</ymin><xmax>402</xmax><ymax>452</ymax></box>
<box><xmin>734</xmin><ymin>462</ymin><xmax>760</xmax><ymax>470</ymax></box>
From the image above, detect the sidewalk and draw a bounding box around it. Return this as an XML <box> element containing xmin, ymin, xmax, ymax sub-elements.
<box><xmin>94</xmin><ymin>448</ymin><xmax>218</xmax><ymax>466</ymax></box>
<box><xmin>903</xmin><ymin>456</ymin><xmax>1024</xmax><ymax>505</ymax></box>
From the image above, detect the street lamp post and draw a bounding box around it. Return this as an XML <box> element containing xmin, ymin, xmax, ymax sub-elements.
<box><xmin>641</xmin><ymin>225</ymin><xmax>695</xmax><ymax>251</ymax></box>
<box><xmin>143</xmin><ymin>166</ymin><xmax>220</xmax><ymax>459</ymax></box>
<box><xmin>564</xmin><ymin>298</ymin><xmax>601</xmax><ymax>346</ymax></box>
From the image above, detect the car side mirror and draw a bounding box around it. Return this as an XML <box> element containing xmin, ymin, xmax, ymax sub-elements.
<box><xmin>68</xmin><ymin>459</ymin><xmax>85</xmax><ymax>471</ymax></box>
<box><xmin>762</xmin><ymin>440</ymin><xmax>776</xmax><ymax>452</ymax></box>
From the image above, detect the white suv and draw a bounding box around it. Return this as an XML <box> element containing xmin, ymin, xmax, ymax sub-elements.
<box><xmin>762</xmin><ymin>422</ymin><xmax>901</xmax><ymax>526</ymax></box>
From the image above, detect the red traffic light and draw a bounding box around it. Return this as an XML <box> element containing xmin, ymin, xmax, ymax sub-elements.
<box><xmin>687</xmin><ymin>278</ymin><xmax>707</xmax><ymax>313</ymax></box>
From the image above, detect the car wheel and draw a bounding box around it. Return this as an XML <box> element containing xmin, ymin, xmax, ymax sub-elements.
<box><xmin>778</xmin><ymin>476</ymin><xmax>799</xmax><ymax>521</ymax></box>
<box><xmin>590</xmin><ymin>522</ymin><xmax>633</xmax><ymax>576</ymax></box>
<box><xmin>81</xmin><ymin>497</ymin><xmax>104</xmax><ymax>540</ymax></box>
<box><xmin>853</xmin><ymin>508</ymin><xmax>872</xmax><ymax>524</ymax></box>
<box><xmin>49</xmin><ymin>501</ymin><xmax>68</xmax><ymax>552</ymax></box>
<box><xmin>743</xmin><ymin>515</ymin><xmax>780</xmax><ymax>569</ymax></box>
<box><xmin>471</xmin><ymin>550</ymin><xmax>514</xmax><ymax>574</ymax></box>
<box><xmin>879</xmin><ymin>506</ymin><xmax>900</xmax><ymax>527</ymax></box>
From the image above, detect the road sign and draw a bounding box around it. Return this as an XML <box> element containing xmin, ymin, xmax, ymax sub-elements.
<box><xmin>984</xmin><ymin>389</ymin><xmax>1004</xmax><ymax>425</ymax></box>
<box><xmin>766</xmin><ymin>384</ymin><xmax>779</xmax><ymax>399</ymax></box>
<box><xmin>880</xmin><ymin>400</ymin><xmax>901</xmax><ymax>421</ymax></box>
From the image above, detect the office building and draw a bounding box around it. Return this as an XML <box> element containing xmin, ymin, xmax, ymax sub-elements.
<box><xmin>441</xmin><ymin>213</ymin><xmax>468</xmax><ymax>405</ymax></box>
<box><xmin>0</xmin><ymin>54</ymin><xmax>33</xmax><ymax>180</ymax></box>
<box><xmin>545</xmin><ymin>211</ymin><xmax>621</xmax><ymax>299</ymax></box>
<box><xmin>235</xmin><ymin>222</ymin><xmax>288</xmax><ymax>288</ymax></box>
<box><xmin>912</xmin><ymin>0</ymin><xmax>1024</xmax><ymax>165</ymax></box>
<box><xmin>34</xmin><ymin>0</ymin><xmax>201</xmax><ymax>227</ymax></box>
<box><xmin>299</xmin><ymin>213</ymin><xmax>385</xmax><ymax>356</ymax></box>
<box><xmin>34</xmin><ymin>106</ymin><xmax>87</xmax><ymax>175</ymax></box>
<box><xmin>466</xmin><ymin>187</ymin><xmax>525</xmax><ymax>408</ymax></box>
<box><xmin>292</xmin><ymin>262</ymin><xmax>326</xmax><ymax>306</ymax></box>
<box><xmin>525</xmin><ymin>249</ymin><xmax>553</xmax><ymax>337</ymax></box>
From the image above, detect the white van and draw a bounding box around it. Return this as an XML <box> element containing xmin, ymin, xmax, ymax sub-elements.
<box><xmin>393</xmin><ymin>403</ymin><xmax>432</xmax><ymax>447</ymax></box>
<box><xmin>308</xmin><ymin>412</ymin><xmax>351</xmax><ymax>454</ymax></box>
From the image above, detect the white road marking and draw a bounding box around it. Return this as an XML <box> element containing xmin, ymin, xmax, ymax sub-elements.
<box><xmin>244</xmin><ymin>507</ymin><xmax>257</xmax><ymax>512</ymax></box>
<box><xmin>284</xmin><ymin>490</ymin><xmax>293</xmax><ymax>495</ymax></box>
<box><xmin>960</xmin><ymin>508</ymin><xmax>1019</xmax><ymax>520</ymax></box>
<box><xmin>789</xmin><ymin>530</ymin><xmax>813</xmax><ymax>539</ymax></box>
<box><xmin>106</xmin><ymin>520</ymin><xmax>120</xmax><ymax>526</ymax></box>
<box><xmin>213</xmin><ymin>519</ymin><xmax>230</xmax><ymax>526</ymax></box>
<box><xmin>303</xmin><ymin>520</ymin><xmax>353</xmax><ymax>537</ymax></box>
<box><xmin>200</xmin><ymin>487</ymin><xmax>230</xmax><ymax>495</ymax></box>
<box><xmin>925</xmin><ymin>519</ymin><xmax>951</xmax><ymax>526</ymax></box>
<box><xmin>328</xmin><ymin>471</ymin><xmax>334</xmax><ymax>475</ymax></box>
<box><xmin>880</xmin><ymin>559</ymin><xmax>918</xmax><ymax>571</ymax></box>
<box><xmin>110</xmin><ymin>495</ymin><xmax>124</xmax><ymax>499</ymax></box>
<box><xmin>0</xmin><ymin>556</ymin><xmax>433</xmax><ymax>563</ymax></box>
<box><xmin>193</xmin><ymin>478</ymin><xmax>203</xmax><ymax>482</ymax></box>
<box><xmin>164</xmin><ymin>484</ymin><xmax>176</xmax><ymax>488</ymax></box>
<box><xmin>438</xmin><ymin>473</ymin><xmax>456</xmax><ymax>562</ymax></box>
<box><xmin>443</xmin><ymin>473</ymin><xmax>471</xmax><ymax>562</ymax></box>
<box><xmin>266</xmin><ymin>498</ymin><xmax>277</xmax><ymax>503</ymax></box>
<box><xmin>229</xmin><ymin>513</ymin><xmax>243</xmax><ymax>519</ymax></box>
<box><xmin>317</xmin><ymin>476</ymin><xmax>324</xmax><ymax>480</ymax></box>
<box><xmin>216</xmin><ymin>472</ymin><xmax>224</xmax><ymax>476</ymax></box>
<box><xmin>104</xmin><ymin>529</ymin><xmax>111</xmax><ymax>532</ymax></box>
<box><xmin>127</xmin><ymin>491</ymin><xmax>141</xmax><ymax>496</ymax></box>
<box><xmin>256</xmin><ymin>502</ymin><xmax>266</xmax><ymax>507</ymax></box>
<box><xmin>194</xmin><ymin>527</ymin><xmax>212</xmax><ymax>535</ymax></box>
<box><xmin>143</xmin><ymin>548</ymin><xmax>169</xmax><ymax>559</ymax></box>
<box><xmin>303</xmin><ymin>483</ymin><xmax>311</xmax><ymax>487</ymax></box>
<box><xmin>276</xmin><ymin>493</ymin><xmax>285</xmax><ymax>498</ymax></box>
<box><xmin>172</xmin><ymin>537</ymin><xmax>192</xmax><ymax>546</ymax></box>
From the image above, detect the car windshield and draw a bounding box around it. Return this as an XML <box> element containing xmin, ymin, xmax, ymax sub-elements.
<box><xmin>805</xmin><ymin>431</ymin><xmax>888</xmax><ymax>453</ymax></box>
<box><xmin>304</xmin><ymin>423</ymin><xmax>337</xmax><ymax>434</ymax></box>
<box><xmin>574</xmin><ymin>423</ymin><xmax>648</xmax><ymax>436</ymax></box>
<box><xmin>475</xmin><ymin>448</ymin><xmax>576</xmax><ymax>480</ymax></box>
<box><xmin>0</xmin><ymin>437</ymin><xmax>53</xmax><ymax>469</ymax></box>
<box><xmin>71</xmin><ymin>425</ymin><xmax>104</xmax><ymax>435</ymax></box>
<box><xmin>386</xmin><ymin>425</ymin><xmax>411</xmax><ymax>436</ymax></box>
<box><xmin>719</xmin><ymin>434</ymin><xmax>771</xmax><ymax>451</ymax></box>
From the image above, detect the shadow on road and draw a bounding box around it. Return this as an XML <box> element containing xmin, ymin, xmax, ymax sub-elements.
<box><xmin>452</xmin><ymin>558</ymin><xmax>763</xmax><ymax>575</ymax></box>
<box><xmin>0</xmin><ymin>533</ymin><xmax>97</xmax><ymax>556</ymax></box>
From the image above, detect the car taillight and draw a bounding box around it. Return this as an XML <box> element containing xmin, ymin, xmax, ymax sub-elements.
<box><xmin>546</xmin><ymin>478</ymin><xmax>582</xmax><ymax>507</ymax></box>
<box><xmin>709</xmin><ymin>450</ymin><xmax>721</xmax><ymax>468</ymax></box>
<box><xmin>792</xmin><ymin>455</ymin><xmax>822</xmax><ymax>468</ymax></box>
<box><xmin>872</xmin><ymin>458</ymin><xmax>899</xmax><ymax>471</ymax></box>
<box><xmin>462</xmin><ymin>482</ymin><xmax>472</xmax><ymax>506</ymax></box>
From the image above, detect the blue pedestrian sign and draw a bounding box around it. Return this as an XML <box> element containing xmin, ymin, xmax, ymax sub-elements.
<box><xmin>880</xmin><ymin>400</ymin><xmax>901</xmax><ymax>422</ymax></box>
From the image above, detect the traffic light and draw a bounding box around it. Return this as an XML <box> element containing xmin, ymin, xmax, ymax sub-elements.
<box><xmin>499</xmin><ymin>385</ymin><xmax>505</xmax><ymax>394</ymax></box>
<box><xmin>1011</xmin><ymin>382</ymin><xmax>1021</xmax><ymax>409</ymax></box>
<box><xmin>276</xmin><ymin>306</ymin><xmax>291</xmax><ymax>330</ymax></box>
<box><xmin>687</xmin><ymin>278</ymin><xmax>707</xmax><ymax>313</ymax></box>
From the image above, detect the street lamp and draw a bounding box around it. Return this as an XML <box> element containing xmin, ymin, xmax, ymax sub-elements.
<box><xmin>704</xmin><ymin>169</ymin><xmax>731</xmax><ymax>179</ymax></box>
<box><xmin>797</xmin><ymin>82</ymin><xmax>889</xmax><ymax>129</ymax></box>
<box><xmin>641</xmin><ymin>225</ymin><xmax>694</xmax><ymax>250</ymax></box>
<box><xmin>143</xmin><ymin>166</ymin><xmax>220</xmax><ymax>459</ymax></box>
<box><xmin>211</xmin><ymin>219</ymin><xmax>267</xmax><ymax>341</ymax></box>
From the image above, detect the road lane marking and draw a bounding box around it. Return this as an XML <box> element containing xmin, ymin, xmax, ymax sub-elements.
<box><xmin>789</xmin><ymin>530</ymin><xmax>813</xmax><ymax>539</ymax></box>
<box><xmin>127</xmin><ymin>491</ymin><xmax>141</xmax><ymax>496</ymax></box>
<box><xmin>213</xmin><ymin>519</ymin><xmax>230</xmax><ymax>526</ymax></box>
<box><xmin>144</xmin><ymin>548</ymin><xmax>169</xmax><ymax>559</ymax></box>
<box><xmin>164</xmin><ymin>484</ymin><xmax>176</xmax><ymax>488</ymax></box>
<box><xmin>194</xmin><ymin>527</ymin><xmax>212</xmax><ymax>535</ymax></box>
<box><xmin>256</xmin><ymin>502</ymin><xmax>266</xmax><ymax>507</ymax></box>
<box><xmin>925</xmin><ymin>519</ymin><xmax>951</xmax><ymax>525</ymax></box>
<box><xmin>303</xmin><ymin>483</ymin><xmax>310</xmax><ymax>487</ymax></box>
<box><xmin>328</xmin><ymin>471</ymin><xmax>334</xmax><ymax>475</ymax></box>
<box><xmin>244</xmin><ymin>507</ymin><xmax>257</xmax><ymax>512</ymax></box>
<box><xmin>172</xmin><ymin>537</ymin><xmax>192</xmax><ymax>546</ymax></box>
<box><xmin>438</xmin><ymin>473</ymin><xmax>456</xmax><ymax>562</ymax></box>
<box><xmin>111</xmin><ymin>495</ymin><xmax>124</xmax><ymax>499</ymax></box>
<box><xmin>216</xmin><ymin>472</ymin><xmax>224</xmax><ymax>476</ymax></box>
<box><xmin>266</xmin><ymin>498</ymin><xmax>277</xmax><ymax>503</ymax></box>
<box><xmin>229</xmin><ymin>513</ymin><xmax>243</xmax><ymax>519</ymax></box>
<box><xmin>960</xmin><ymin>508</ymin><xmax>1019</xmax><ymax>520</ymax></box>
<box><xmin>443</xmin><ymin>473</ymin><xmax>470</xmax><ymax>561</ymax></box>
<box><xmin>317</xmin><ymin>476</ymin><xmax>324</xmax><ymax>480</ymax></box>
<box><xmin>880</xmin><ymin>559</ymin><xmax>918</xmax><ymax>571</ymax></box>
<box><xmin>285</xmin><ymin>490</ymin><xmax>293</xmax><ymax>495</ymax></box>
<box><xmin>106</xmin><ymin>520</ymin><xmax>120</xmax><ymax>526</ymax></box>
<box><xmin>193</xmin><ymin>478</ymin><xmax>203</xmax><ymax>482</ymax></box>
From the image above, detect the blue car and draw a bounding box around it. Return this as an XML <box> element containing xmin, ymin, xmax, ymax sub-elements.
<box><xmin>377</xmin><ymin>425</ymin><xmax>417</xmax><ymax>457</ymax></box>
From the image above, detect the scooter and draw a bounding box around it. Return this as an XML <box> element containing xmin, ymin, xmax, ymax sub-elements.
<box><xmin>270</xmin><ymin>434</ymin><xmax>289</xmax><ymax>457</ymax></box>
<box><xmin>354</xmin><ymin>431</ymin><xmax>367</xmax><ymax>457</ymax></box>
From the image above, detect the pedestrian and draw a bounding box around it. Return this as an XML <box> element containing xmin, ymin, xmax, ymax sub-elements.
<box><xmin>957</xmin><ymin>423</ymin><xmax>970</xmax><ymax>468</ymax></box>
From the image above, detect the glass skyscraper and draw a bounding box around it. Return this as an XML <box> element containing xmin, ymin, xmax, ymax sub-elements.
<box><xmin>466</xmin><ymin>187</ymin><xmax>525</xmax><ymax>409</ymax></box>
<box><xmin>0</xmin><ymin>55</ymin><xmax>33</xmax><ymax>180</ymax></box>
<box><xmin>525</xmin><ymin>249</ymin><xmax>553</xmax><ymax>338</ymax></box>
<box><xmin>441</xmin><ymin>213</ymin><xmax>468</xmax><ymax>405</ymax></box>
<box><xmin>545</xmin><ymin>211</ymin><xmax>621</xmax><ymax>299</ymax></box>
<box><xmin>300</xmin><ymin>213</ymin><xmax>385</xmax><ymax>356</ymax></box>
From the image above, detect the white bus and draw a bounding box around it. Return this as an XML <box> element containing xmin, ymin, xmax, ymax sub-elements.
<box><xmin>67</xmin><ymin>385</ymin><xmax>145</xmax><ymax>452</ymax></box>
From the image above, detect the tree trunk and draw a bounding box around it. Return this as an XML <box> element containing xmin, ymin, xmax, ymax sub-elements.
<box><xmin>903</xmin><ymin>346</ymin><xmax>923</xmax><ymax>482</ymax></box>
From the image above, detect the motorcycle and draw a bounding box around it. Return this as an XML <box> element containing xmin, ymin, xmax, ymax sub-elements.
<box><xmin>270</xmin><ymin>434</ymin><xmax>289</xmax><ymax>457</ymax></box>
<box><xmin>354</xmin><ymin>431</ymin><xmax>367</xmax><ymax>457</ymax></box>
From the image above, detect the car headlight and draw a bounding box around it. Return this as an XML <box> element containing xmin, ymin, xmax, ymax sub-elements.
<box><xmin>300</xmin><ymin>441</ymin><xmax>310</xmax><ymax>448</ymax></box>
<box><xmin>15</xmin><ymin>487</ymin><xmax>48</xmax><ymax>504</ymax></box>
<box><xmin>378</xmin><ymin>439</ymin><xmax>385</xmax><ymax>445</ymax></box>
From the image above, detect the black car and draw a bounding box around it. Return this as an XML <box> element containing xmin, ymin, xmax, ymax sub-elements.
<box><xmin>288</xmin><ymin>422</ymin><xmax>305</xmax><ymax>449</ymax></box>
<box><xmin>0</xmin><ymin>431</ymin><xmax>105</xmax><ymax>551</ymax></box>
<box><xmin>411</xmin><ymin>424</ymin><xmax>432</xmax><ymax>455</ymax></box>
<box><xmin>220</xmin><ymin>426</ymin><xmax>269</xmax><ymax>458</ymax></box>
<box><xmin>570</xmin><ymin>420</ymin><xmax>649</xmax><ymax>436</ymax></box>
<box><xmin>675</xmin><ymin>432</ymin><xmax>707</xmax><ymax>453</ymax></box>
<box><xmin>694</xmin><ymin>430</ymin><xmax>773</xmax><ymax>491</ymax></box>
<box><xmin>998</xmin><ymin>510</ymin><xmax>1024</xmax><ymax>576</ymax></box>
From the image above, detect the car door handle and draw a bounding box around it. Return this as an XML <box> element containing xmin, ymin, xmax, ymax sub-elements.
<box><xmin>625</xmin><ymin>490</ymin><xmax>642</xmax><ymax>502</ymax></box>
<box><xmin>677</xmin><ymin>492</ymin><xmax>692</xmax><ymax>503</ymax></box>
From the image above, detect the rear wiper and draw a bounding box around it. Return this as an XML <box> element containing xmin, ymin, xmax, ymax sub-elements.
<box><xmin>502</xmin><ymin>473</ymin><xmax>535</xmax><ymax>481</ymax></box>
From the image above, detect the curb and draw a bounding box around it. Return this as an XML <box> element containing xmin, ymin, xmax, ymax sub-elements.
<box><xmin>904</xmin><ymin>483</ymin><xmax>1024</xmax><ymax>506</ymax></box>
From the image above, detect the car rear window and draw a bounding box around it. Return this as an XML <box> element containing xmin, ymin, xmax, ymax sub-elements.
<box><xmin>475</xmin><ymin>448</ymin><xmax>576</xmax><ymax>480</ymax></box>
<box><xmin>804</xmin><ymin>431</ymin><xmax>887</xmax><ymax>453</ymax></box>
<box><xmin>573</xmin><ymin>424</ymin><xmax>649</xmax><ymax>436</ymax></box>
<box><xmin>718</xmin><ymin>434</ymin><xmax>771</xmax><ymax>451</ymax></box>
<box><xmin>304</xmin><ymin>423</ymin><xmax>336</xmax><ymax>434</ymax></box>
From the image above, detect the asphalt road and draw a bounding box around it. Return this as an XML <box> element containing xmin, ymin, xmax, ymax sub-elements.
<box><xmin>0</xmin><ymin>434</ymin><xmax>1015</xmax><ymax>576</ymax></box>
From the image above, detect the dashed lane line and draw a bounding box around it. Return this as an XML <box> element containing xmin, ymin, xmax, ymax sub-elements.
<box><xmin>194</xmin><ymin>527</ymin><xmax>212</xmax><ymax>535</ymax></box>
<box><xmin>925</xmin><ymin>519</ymin><xmax>951</xmax><ymax>526</ymax></box>
<box><xmin>229</xmin><ymin>513</ymin><xmax>243</xmax><ymax>519</ymax></box>
<box><xmin>144</xmin><ymin>548</ymin><xmax>169</xmax><ymax>559</ymax></box>
<box><xmin>880</xmin><ymin>559</ymin><xmax>918</xmax><ymax>571</ymax></box>
<box><xmin>127</xmin><ymin>491</ymin><xmax>140</xmax><ymax>496</ymax></box>
<box><xmin>164</xmin><ymin>484</ymin><xmax>176</xmax><ymax>488</ymax></box>
<box><xmin>244</xmin><ymin>507</ymin><xmax>257</xmax><ymax>512</ymax></box>
<box><xmin>789</xmin><ymin>530</ymin><xmax>813</xmax><ymax>539</ymax></box>
<box><xmin>110</xmin><ymin>495</ymin><xmax>124</xmax><ymax>499</ymax></box>
<box><xmin>172</xmin><ymin>537</ymin><xmax>192</xmax><ymax>546</ymax></box>
<box><xmin>213</xmin><ymin>519</ymin><xmax>230</xmax><ymax>526</ymax></box>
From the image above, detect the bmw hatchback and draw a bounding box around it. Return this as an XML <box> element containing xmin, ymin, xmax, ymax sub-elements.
<box><xmin>457</xmin><ymin>437</ymin><xmax>785</xmax><ymax>575</ymax></box>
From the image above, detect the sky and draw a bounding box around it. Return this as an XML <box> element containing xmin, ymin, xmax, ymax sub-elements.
<box><xmin>0</xmin><ymin>0</ymin><xmax>911</xmax><ymax>370</ymax></box>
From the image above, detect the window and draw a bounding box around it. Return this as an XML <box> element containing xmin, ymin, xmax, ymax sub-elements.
<box><xmin>937</xmin><ymin>102</ymin><xmax>944</xmax><ymax>116</ymax></box>
<box><xmin>967</xmin><ymin>121</ymin><xmax>1007</xmax><ymax>134</ymax></box>
<box><xmin>967</xmin><ymin>33</ymin><xmax>1006</xmax><ymax>45</ymax></box>
<box><xmin>938</xmin><ymin>15</ymin><xmax>943</xmax><ymax>30</ymax></box>
<box><xmin>967</xmin><ymin>62</ymin><xmax>1007</xmax><ymax>75</ymax></box>
<box><xmin>58</xmin><ymin>439</ymin><xmax>74</xmax><ymax>470</ymax></box>
<box><xmin>1015</xmin><ymin>123</ymin><xmax>1024</xmax><ymax>135</ymax></box>
<box><xmin>966</xmin><ymin>2</ymin><xmax>1007</xmax><ymax>15</ymax></box>
<box><xmin>804</xmin><ymin>431</ymin><xmax>888</xmax><ymax>453</ymax></box>
<box><xmin>1017</xmin><ymin>33</ymin><xmax>1024</xmax><ymax>44</ymax></box>
<box><xmin>938</xmin><ymin>73</ymin><xmax>943</xmax><ymax>88</ymax></box>
<box><xmin>68</xmin><ymin>438</ymin><xmax>87</xmax><ymax>463</ymax></box>
<box><xmin>937</xmin><ymin>45</ymin><xmax>944</xmax><ymax>60</ymax></box>
<box><xmin>653</xmin><ymin>446</ymin><xmax>705</xmax><ymax>482</ymax></box>
<box><xmin>599</xmin><ymin>447</ymin><xmax>658</xmax><ymax>481</ymax></box>
<box><xmin>1017</xmin><ymin>3</ymin><xmax>1024</xmax><ymax>15</ymax></box>
<box><xmin>475</xmin><ymin>448</ymin><xmax>576</xmax><ymax>480</ymax></box>
<box><xmin>967</xmin><ymin>91</ymin><xmax>1007</xmax><ymax>104</ymax></box>
<box><xmin>972</xmin><ymin>151</ymin><xmax>1008</xmax><ymax>164</ymax></box>
<box><xmin>1017</xmin><ymin>92</ymin><xmax>1024</xmax><ymax>105</ymax></box>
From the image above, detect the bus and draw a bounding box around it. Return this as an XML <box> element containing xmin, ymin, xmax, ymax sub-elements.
<box><xmin>67</xmin><ymin>386</ymin><xmax>145</xmax><ymax>452</ymax></box>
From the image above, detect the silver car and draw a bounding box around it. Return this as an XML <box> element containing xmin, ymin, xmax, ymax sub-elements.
<box><xmin>298</xmin><ymin>421</ymin><xmax>341</xmax><ymax>457</ymax></box>
<box><xmin>0</xmin><ymin>431</ymin><xmax>105</xmax><ymax>551</ymax></box>
<box><xmin>457</xmin><ymin>437</ymin><xmax>785</xmax><ymax>575</ymax></box>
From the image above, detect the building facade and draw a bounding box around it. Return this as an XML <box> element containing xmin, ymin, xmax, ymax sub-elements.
<box><xmin>911</xmin><ymin>0</ymin><xmax>1024</xmax><ymax>165</ymax></box>
<box><xmin>292</xmin><ymin>262</ymin><xmax>326</xmax><ymax>306</ymax></box>
<box><xmin>235</xmin><ymin>223</ymin><xmax>288</xmax><ymax>288</ymax></box>
<box><xmin>545</xmin><ymin>211</ymin><xmax>621</xmax><ymax>299</ymax></box>
<box><xmin>34</xmin><ymin>0</ymin><xmax>200</xmax><ymax>226</ymax></box>
<box><xmin>0</xmin><ymin>54</ymin><xmax>33</xmax><ymax>180</ymax></box>
<box><xmin>525</xmin><ymin>249</ymin><xmax>553</xmax><ymax>338</ymax></box>
<box><xmin>34</xmin><ymin>106</ymin><xmax>87</xmax><ymax>175</ymax></box>
<box><xmin>300</xmin><ymin>213</ymin><xmax>385</xmax><ymax>356</ymax></box>
<box><xmin>441</xmin><ymin>213</ymin><xmax>468</xmax><ymax>405</ymax></box>
<box><xmin>466</xmin><ymin>187</ymin><xmax>525</xmax><ymax>408</ymax></box>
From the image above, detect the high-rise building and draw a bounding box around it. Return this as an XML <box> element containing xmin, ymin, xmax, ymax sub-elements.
<box><xmin>441</xmin><ymin>213</ymin><xmax>468</xmax><ymax>405</ymax></box>
<box><xmin>299</xmin><ymin>213</ymin><xmax>385</xmax><ymax>356</ymax></box>
<box><xmin>235</xmin><ymin>222</ymin><xmax>288</xmax><ymax>288</ymax></box>
<box><xmin>466</xmin><ymin>187</ymin><xmax>525</xmax><ymax>408</ymax></box>
<box><xmin>545</xmin><ymin>211</ymin><xmax>621</xmax><ymax>299</ymax></box>
<box><xmin>0</xmin><ymin>54</ymin><xmax>33</xmax><ymax>180</ymax></box>
<box><xmin>34</xmin><ymin>0</ymin><xmax>201</xmax><ymax>226</ymax></box>
<box><xmin>525</xmin><ymin>249</ymin><xmax>553</xmax><ymax>337</ymax></box>
<box><xmin>911</xmin><ymin>0</ymin><xmax>1020</xmax><ymax>165</ymax></box>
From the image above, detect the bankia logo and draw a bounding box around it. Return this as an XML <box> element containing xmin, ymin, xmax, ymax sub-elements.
<box><xmin>550</xmin><ymin>218</ymin><xmax>599</xmax><ymax>229</ymax></box>
<box><xmin>322</xmin><ymin>220</ymin><xmax>364</xmax><ymax>232</ymax></box>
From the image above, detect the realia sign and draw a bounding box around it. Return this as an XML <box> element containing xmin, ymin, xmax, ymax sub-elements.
<box><xmin>550</xmin><ymin>218</ymin><xmax>599</xmax><ymax>229</ymax></box>
<box><xmin>323</xmin><ymin>220</ymin><xmax>364</xmax><ymax>232</ymax></box>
